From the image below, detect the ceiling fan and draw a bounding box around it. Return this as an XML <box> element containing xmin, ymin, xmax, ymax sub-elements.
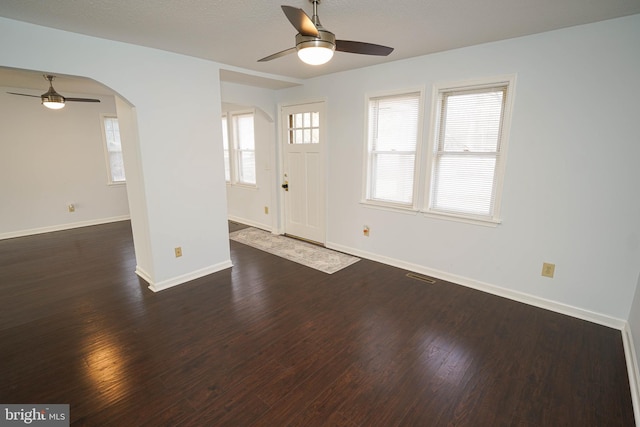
<box><xmin>259</xmin><ymin>0</ymin><xmax>394</xmax><ymax>65</ymax></box>
<box><xmin>7</xmin><ymin>74</ymin><xmax>100</xmax><ymax>110</ymax></box>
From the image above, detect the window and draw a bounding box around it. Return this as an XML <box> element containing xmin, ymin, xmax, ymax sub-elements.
<box><xmin>221</xmin><ymin>111</ymin><xmax>256</xmax><ymax>186</ymax></box>
<box><xmin>425</xmin><ymin>76</ymin><xmax>515</xmax><ymax>223</ymax></box>
<box><xmin>364</xmin><ymin>91</ymin><xmax>422</xmax><ymax>208</ymax></box>
<box><xmin>234</xmin><ymin>113</ymin><xmax>256</xmax><ymax>185</ymax></box>
<box><xmin>102</xmin><ymin>116</ymin><xmax>125</xmax><ymax>184</ymax></box>
<box><xmin>287</xmin><ymin>111</ymin><xmax>320</xmax><ymax>144</ymax></box>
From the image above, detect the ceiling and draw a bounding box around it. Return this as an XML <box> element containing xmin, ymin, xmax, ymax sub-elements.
<box><xmin>1</xmin><ymin>0</ymin><xmax>639</xmax><ymax>89</ymax></box>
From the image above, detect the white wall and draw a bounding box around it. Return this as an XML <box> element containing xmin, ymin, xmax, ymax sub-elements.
<box><xmin>275</xmin><ymin>14</ymin><xmax>640</xmax><ymax>322</ymax></box>
<box><xmin>221</xmin><ymin>82</ymin><xmax>278</xmax><ymax>231</ymax></box>
<box><xmin>0</xmin><ymin>18</ymin><xmax>231</xmax><ymax>290</ymax></box>
<box><xmin>0</xmin><ymin>89</ymin><xmax>129</xmax><ymax>238</ymax></box>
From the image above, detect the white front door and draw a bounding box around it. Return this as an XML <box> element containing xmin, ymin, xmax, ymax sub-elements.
<box><xmin>281</xmin><ymin>102</ymin><xmax>326</xmax><ymax>244</ymax></box>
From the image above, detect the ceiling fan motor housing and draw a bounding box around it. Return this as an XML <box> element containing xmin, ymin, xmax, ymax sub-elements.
<box><xmin>42</xmin><ymin>89</ymin><xmax>65</xmax><ymax>104</ymax></box>
<box><xmin>295</xmin><ymin>29</ymin><xmax>336</xmax><ymax>53</ymax></box>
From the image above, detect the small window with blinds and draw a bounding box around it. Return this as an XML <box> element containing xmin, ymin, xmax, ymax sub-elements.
<box><xmin>102</xmin><ymin>116</ymin><xmax>126</xmax><ymax>184</ymax></box>
<box><xmin>221</xmin><ymin>110</ymin><xmax>256</xmax><ymax>186</ymax></box>
<box><xmin>426</xmin><ymin>77</ymin><xmax>515</xmax><ymax>223</ymax></box>
<box><xmin>364</xmin><ymin>90</ymin><xmax>422</xmax><ymax>208</ymax></box>
<box><xmin>233</xmin><ymin>112</ymin><xmax>256</xmax><ymax>185</ymax></box>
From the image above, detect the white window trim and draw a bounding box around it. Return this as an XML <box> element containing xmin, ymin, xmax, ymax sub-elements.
<box><xmin>360</xmin><ymin>87</ymin><xmax>425</xmax><ymax>212</ymax></box>
<box><xmin>223</xmin><ymin>108</ymin><xmax>257</xmax><ymax>188</ymax></box>
<box><xmin>422</xmin><ymin>74</ymin><xmax>516</xmax><ymax>226</ymax></box>
<box><xmin>100</xmin><ymin>114</ymin><xmax>126</xmax><ymax>186</ymax></box>
<box><xmin>222</xmin><ymin>114</ymin><xmax>231</xmax><ymax>183</ymax></box>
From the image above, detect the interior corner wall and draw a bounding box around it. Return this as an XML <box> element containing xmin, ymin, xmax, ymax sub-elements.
<box><xmin>221</xmin><ymin>82</ymin><xmax>278</xmax><ymax>231</ymax></box>
<box><xmin>626</xmin><ymin>271</ymin><xmax>640</xmax><ymax>419</ymax></box>
<box><xmin>114</xmin><ymin>97</ymin><xmax>152</xmax><ymax>278</ymax></box>
<box><xmin>629</xmin><ymin>271</ymin><xmax>640</xmax><ymax>341</ymax></box>
<box><xmin>275</xmin><ymin>14</ymin><xmax>640</xmax><ymax>321</ymax></box>
<box><xmin>0</xmin><ymin>89</ymin><xmax>129</xmax><ymax>238</ymax></box>
<box><xmin>0</xmin><ymin>17</ymin><xmax>231</xmax><ymax>289</ymax></box>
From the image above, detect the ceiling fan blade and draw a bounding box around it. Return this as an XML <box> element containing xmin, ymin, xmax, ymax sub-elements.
<box><xmin>258</xmin><ymin>47</ymin><xmax>297</xmax><ymax>62</ymax></box>
<box><xmin>336</xmin><ymin>40</ymin><xmax>394</xmax><ymax>56</ymax></box>
<box><xmin>281</xmin><ymin>5</ymin><xmax>318</xmax><ymax>37</ymax></box>
<box><xmin>65</xmin><ymin>97</ymin><xmax>100</xmax><ymax>103</ymax></box>
<box><xmin>7</xmin><ymin>92</ymin><xmax>41</xmax><ymax>98</ymax></box>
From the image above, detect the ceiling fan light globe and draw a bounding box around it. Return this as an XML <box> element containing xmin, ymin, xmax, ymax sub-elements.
<box><xmin>42</xmin><ymin>100</ymin><xmax>66</xmax><ymax>110</ymax></box>
<box><xmin>295</xmin><ymin>31</ymin><xmax>336</xmax><ymax>65</ymax></box>
<box><xmin>42</xmin><ymin>91</ymin><xmax>66</xmax><ymax>109</ymax></box>
<box><xmin>298</xmin><ymin>46</ymin><xmax>334</xmax><ymax>65</ymax></box>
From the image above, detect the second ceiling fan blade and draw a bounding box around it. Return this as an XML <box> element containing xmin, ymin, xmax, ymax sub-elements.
<box><xmin>258</xmin><ymin>47</ymin><xmax>297</xmax><ymax>62</ymax></box>
<box><xmin>7</xmin><ymin>92</ymin><xmax>41</xmax><ymax>98</ymax></box>
<box><xmin>281</xmin><ymin>5</ymin><xmax>318</xmax><ymax>37</ymax></box>
<box><xmin>336</xmin><ymin>40</ymin><xmax>394</xmax><ymax>56</ymax></box>
<box><xmin>66</xmin><ymin>97</ymin><xmax>100</xmax><ymax>103</ymax></box>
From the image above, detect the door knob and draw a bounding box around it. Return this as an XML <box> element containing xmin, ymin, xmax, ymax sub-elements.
<box><xmin>281</xmin><ymin>181</ymin><xmax>289</xmax><ymax>191</ymax></box>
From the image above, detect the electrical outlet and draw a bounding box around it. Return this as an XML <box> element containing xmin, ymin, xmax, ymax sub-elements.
<box><xmin>68</xmin><ymin>204</ymin><xmax>75</xmax><ymax>213</ymax></box>
<box><xmin>363</xmin><ymin>225</ymin><xmax>370</xmax><ymax>237</ymax></box>
<box><xmin>264</xmin><ymin>206</ymin><xmax>269</xmax><ymax>214</ymax></box>
<box><xmin>175</xmin><ymin>247</ymin><xmax>182</xmax><ymax>258</ymax></box>
<box><xmin>541</xmin><ymin>262</ymin><xmax>555</xmax><ymax>278</ymax></box>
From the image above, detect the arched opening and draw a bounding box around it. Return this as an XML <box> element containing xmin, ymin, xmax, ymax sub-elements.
<box><xmin>0</xmin><ymin>66</ymin><xmax>151</xmax><ymax>284</ymax></box>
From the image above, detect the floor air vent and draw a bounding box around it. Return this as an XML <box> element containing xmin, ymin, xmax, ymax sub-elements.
<box><xmin>406</xmin><ymin>272</ymin><xmax>437</xmax><ymax>284</ymax></box>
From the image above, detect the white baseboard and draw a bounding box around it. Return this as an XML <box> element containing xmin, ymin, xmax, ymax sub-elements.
<box><xmin>135</xmin><ymin>266</ymin><xmax>153</xmax><ymax>285</ymax></box>
<box><xmin>622</xmin><ymin>324</ymin><xmax>640</xmax><ymax>426</ymax></box>
<box><xmin>227</xmin><ymin>215</ymin><xmax>272</xmax><ymax>233</ymax></box>
<box><xmin>327</xmin><ymin>241</ymin><xmax>626</xmax><ymax>329</ymax></box>
<box><xmin>0</xmin><ymin>215</ymin><xmax>131</xmax><ymax>240</ymax></box>
<box><xmin>147</xmin><ymin>260</ymin><xmax>233</xmax><ymax>292</ymax></box>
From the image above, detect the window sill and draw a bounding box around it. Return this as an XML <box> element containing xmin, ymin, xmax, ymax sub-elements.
<box><xmin>421</xmin><ymin>210</ymin><xmax>502</xmax><ymax>227</ymax></box>
<box><xmin>359</xmin><ymin>200</ymin><xmax>419</xmax><ymax>215</ymax></box>
<box><xmin>107</xmin><ymin>181</ymin><xmax>126</xmax><ymax>187</ymax></box>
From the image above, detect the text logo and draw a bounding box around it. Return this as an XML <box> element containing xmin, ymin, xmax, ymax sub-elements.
<box><xmin>1</xmin><ymin>405</ymin><xmax>69</xmax><ymax>426</ymax></box>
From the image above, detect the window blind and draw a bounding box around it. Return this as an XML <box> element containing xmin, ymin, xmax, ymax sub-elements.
<box><xmin>103</xmin><ymin>117</ymin><xmax>125</xmax><ymax>183</ymax></box>
<box><xmin>233</xmin><ymin>113</ymin><xmax>256</xmax><ymax>185</ymax></box>
<box><xmin>431</xmin><ymin>86</ymin><xmax>506</xmax><ymax>217</ymax></box>
<box><xmin>367</xmin><ymin>92</ymin><xmax>420</xmax><ymax>205</ymax></box>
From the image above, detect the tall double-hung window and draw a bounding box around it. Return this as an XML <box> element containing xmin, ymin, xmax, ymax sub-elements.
<box><xmin>425</xmin><ymin>76</ymin><xmax>515</xmax><ymax>223</ymax></box>
<box><xmin>221</xmin><ymin>110</ymin><xmax>256</xmax><ymax>186</ymax></box>
<box><xmin>364</xmin><ymin>90</ymin><xmax>422</xmax><ymax>208</ymax></box>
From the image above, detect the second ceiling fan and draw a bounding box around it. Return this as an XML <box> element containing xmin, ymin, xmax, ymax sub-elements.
<box><xmin>259</xmin><ymin>0</ymin><xmax>394</xmax><ymax>65</ymax></box>
<box><xmin>7</xmin><ymin>74</ymin><xmax>100</xmax><ymax>110</ymax></box>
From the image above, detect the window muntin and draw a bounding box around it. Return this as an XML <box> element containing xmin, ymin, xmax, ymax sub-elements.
<box><xmin>364</xmin><ymin>91</ymin><xmax>421</xmax><ymax>207</ymax></box>
<box><xmin>287</xmin><ymin>111</ymin><xmax>320</xmax><ymax>144</ymax></box>
<box><xmin>102</xmin><ymin>116</ymin><xmax>125</xmax><ymax>184</ymax></box>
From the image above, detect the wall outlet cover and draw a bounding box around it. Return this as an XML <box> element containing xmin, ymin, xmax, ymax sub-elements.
<box><xmin>542</xmin><ymin>262</ymin><xmax>555</xmax><ymax>278</ymax></box>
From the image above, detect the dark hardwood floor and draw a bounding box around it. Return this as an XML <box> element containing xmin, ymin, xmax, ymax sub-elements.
<box><xmin>0</xmin><ymin>221</ymin><xmax>634</xmax><ymax>426</ymax></box>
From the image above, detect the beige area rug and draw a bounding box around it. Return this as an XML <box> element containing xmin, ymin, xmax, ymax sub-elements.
<box><xmin>229</xmin><ymin>227</ymin><xmax>360</xmax><ymax>274</ymax></box>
